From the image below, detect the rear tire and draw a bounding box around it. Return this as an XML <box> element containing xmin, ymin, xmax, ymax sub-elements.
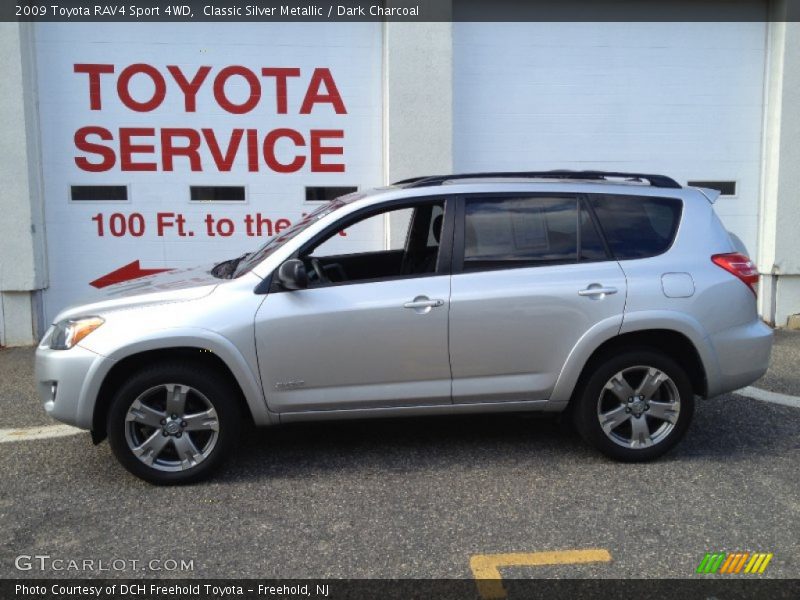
<box><xmin>572</xmin><ymin>350</ymin><xmax>694</xmax><ymax>462</ymax></box>
<box><xmin>107</xmin><ymin>362</ymin><xmax>241</xmax><ymax>484</ymax></box>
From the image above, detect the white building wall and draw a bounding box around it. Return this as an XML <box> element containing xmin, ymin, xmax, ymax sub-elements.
<box><xmin>383</xmin><ymin>22</ymin><xmax>453</xmax><ymax>248</ymax></box>
<box><xmin>758</xmin><ymin>12</ymin><xmax>800</xmax><ymax>326</ymax></box>
<box><xmin>452</xmin><ymin>21</ymin><xmax>767</xmax><ymax>259</ymax></box>
<box><xmin>0</xmin><ymin>23</ymin><xmax>47</xmax><ymax>346</ymax></box>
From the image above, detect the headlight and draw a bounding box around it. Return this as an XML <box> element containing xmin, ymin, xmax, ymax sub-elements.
<box><xmin>49</xmin><ymin>316</ymin><xmax>105</xmax><ymax>350</ymax></box>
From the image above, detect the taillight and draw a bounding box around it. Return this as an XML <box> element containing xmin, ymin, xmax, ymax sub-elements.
<box><xmin>711</xmin><ymin>252</ymin><xmax>759</xmax><ymax>295</ymax></box>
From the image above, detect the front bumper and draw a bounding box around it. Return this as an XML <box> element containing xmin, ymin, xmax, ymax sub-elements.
<box><xmin>35</xmin><ymin>342</ymin><xmax>114</xmax><ymax>430</ymax></box>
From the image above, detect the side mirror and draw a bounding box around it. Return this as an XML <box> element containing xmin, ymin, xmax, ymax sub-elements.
<box><xmin>277</xmin><ymin>259</ymin><xmax>308</xmax><ymax>290</ymax></box>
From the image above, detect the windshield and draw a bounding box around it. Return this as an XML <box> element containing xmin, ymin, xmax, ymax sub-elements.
<box><xmin>220</xmin><ymin>200</ymin><xmax>345</xmax><ymax>278</ymax></box>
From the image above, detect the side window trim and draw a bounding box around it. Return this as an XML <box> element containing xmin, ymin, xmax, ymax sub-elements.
<box><xmin>579</xmin><ymin>194</ymin><xmax>614</xmax><ymax>261</ymax></box>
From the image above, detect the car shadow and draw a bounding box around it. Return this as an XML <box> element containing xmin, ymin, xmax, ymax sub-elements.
<box><xmin>213</xmin><ymin>393</ymin><xmax>799</xmax><ymax>483</ymax></box>
<box><xmin>216</xmin><ymin>412</ymin><xmax>585</xmax><ymax>483</ymax></box>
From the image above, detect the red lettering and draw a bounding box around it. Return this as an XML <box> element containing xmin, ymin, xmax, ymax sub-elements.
<box><xmin>74</xmin><ymin>126</ymin><xmax>116</xmax><ymax>172</ymax></box>
<box><xmin>202</xmin><ymin>128</ymin><xmax>243</xmax><ymax>172</ymax></box>
<box><xmin>120</xmin><ymin>127</ymin><xmax>157</xmax><ymax>171</ymax></box>
<box><xmin>74</xmin><ymin>64</ymin><xmax>115</xmax><ymax>111</ymax></box>
<box><xmin>263</xmin><ymin>128</ymin><xmax>306</xmax><ymax>173</ymax></box>
<box><xmin>161</xmin><ymin>128</ymin><xmax>202</xmax><ymax>171</ymax></box>
<box><xmin>167</xmin><ymin>65</ymin><xmax>211</xmax><ymax>112</ymax></box>
<box><xmin>310</xmin><ymin>129</ymin><xmax>345</xmax><ymax>172</ymax></box>
<box><xmin>117</xmin><ymin>64</ymin><xmax>167</xmax><ymax>112</ymax></box>
<box><xmin>300</xmin><ymin>68</ymin><xmax>346</xmax><ymax>114</ymax></box>
<box><xmin>261</xmin><ymin>67</ymin><xmax>300</xmax><ymax>114</ymax></box>
<box><xmin>214</xmin><ymin>66</ymin><xmax>260</xmax><ymax>114</ymax></box>
<box><xmin>246</xmin><ymin>129</ymin><xmax>259</xmax><ymax>172</ymax></box>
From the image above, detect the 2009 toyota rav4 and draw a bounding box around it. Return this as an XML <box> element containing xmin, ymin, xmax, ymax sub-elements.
<box><xmin>35</xmin><ymin>171</ymin><xmax>773</xmax><ymax>484</ymax></box>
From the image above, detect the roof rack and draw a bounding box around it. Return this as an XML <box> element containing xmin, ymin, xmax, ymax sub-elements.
<box><xmin>394</xmin><ymin>170</ymin><xmax>682</xmax><ymax>189</ymax></box>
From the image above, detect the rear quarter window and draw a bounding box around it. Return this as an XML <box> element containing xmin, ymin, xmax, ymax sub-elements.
<box><xmin>589</xmin><ymin>195</ymin><xmax>682</xmax><ymax>259</ymax></box>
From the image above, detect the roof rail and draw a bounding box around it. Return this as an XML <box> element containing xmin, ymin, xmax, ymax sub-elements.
<box><xmin>391</xmin><ymin>175</ymin><xmax>434</xmax><ymax>186</ymax></box>
<box><xmin>393</xmin><ymin>170</ymin><xmax>682</xmax><ymax>189</ymax></box>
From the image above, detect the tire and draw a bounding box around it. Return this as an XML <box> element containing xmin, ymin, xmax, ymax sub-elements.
<box><xmin>107</xmin><ymin>362</ymin><xmax>242</xmax><ymax>484</ymax></box>
<box><xmin>572</xmin><ymin>349</ymin><xmax>694</xmax><ymax>462</ymax></box>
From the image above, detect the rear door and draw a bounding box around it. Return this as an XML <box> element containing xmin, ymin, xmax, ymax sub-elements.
<box><xmin>448</xmin><ymin>193</ymin><xmax>627</xmax><ymax>403</ymax></box>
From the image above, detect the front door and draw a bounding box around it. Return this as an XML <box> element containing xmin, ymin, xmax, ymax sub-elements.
<box><xmin>255</xmin><ymin>199</ymin><xmax>453</xmax><ymax>413</ymax></box>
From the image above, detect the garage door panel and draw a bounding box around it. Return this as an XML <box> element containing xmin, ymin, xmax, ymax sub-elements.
<box><xmin>35</xmin><ymin>23</ymin><xmax>382</xmax><ymax>323</ymax></box>
<box><xmin>454</xmin><ymin>20</ymin><xmax>766</xmax><ymax>257</ymax></box>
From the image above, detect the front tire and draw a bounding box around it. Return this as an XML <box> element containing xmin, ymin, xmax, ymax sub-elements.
<box><xmin>572</xmin><ymin>350</ymin><xmax>694</xmax><ymax>462</ymax></box>
<box><xmin>107</xmin><ymin>363</ymin><xmax>241</xmax><ymax>484</ymax></box>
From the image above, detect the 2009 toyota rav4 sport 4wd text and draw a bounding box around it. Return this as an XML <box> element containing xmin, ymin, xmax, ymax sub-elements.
<box><xmin>36</xmin><ymin>171</ymin><xmax>773</xmax><ymax>484</ymax></box>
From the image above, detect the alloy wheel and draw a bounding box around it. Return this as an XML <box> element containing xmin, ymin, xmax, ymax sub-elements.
<box><xmin>124</xmin><ymin>383</ymin><xmax>220</xmax><ymax>472</ymax></box>
<box><xmin>596</xmin><ymin>366</ymin><xmax>680</xmax><ymax>449</ymax></box>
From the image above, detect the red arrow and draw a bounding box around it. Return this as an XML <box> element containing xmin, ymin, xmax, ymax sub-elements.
<box><xmin>89</xmin><ymin>260</ymin><xmax>173</xmax><ymax>289</ymax></box>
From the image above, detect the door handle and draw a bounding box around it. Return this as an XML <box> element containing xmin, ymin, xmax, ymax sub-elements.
<box><xmin>578</xmin><ymin>286</ymin><xmax>618</xmax><ymax>297</ymax></box>
<box><xmin>404</xmin><ymin>297</ymin><xmax>445</xmax><ymax>309</ymax></box>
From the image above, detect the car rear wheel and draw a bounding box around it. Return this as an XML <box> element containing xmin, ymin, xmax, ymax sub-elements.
<box><xmin>573</xmin><ymin>350</ymin><xmax>694</xmax><ymax>462</ymax></box>
<box><xmin>107</xmin><ymin>363</ymin><xmax>241</xmax><ymax>484</ymax></box>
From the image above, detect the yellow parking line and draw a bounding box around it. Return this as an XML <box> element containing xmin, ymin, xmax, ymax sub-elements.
<box><xmin>470</xmin><ymin>548</ymin><xmax>612</xmax><ymax>599</ymax></box>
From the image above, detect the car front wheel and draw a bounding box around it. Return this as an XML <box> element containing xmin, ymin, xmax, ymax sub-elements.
<box><xmin>573</xmin><ymin>350</ymin><xmax>695</xmax><ymax>462</ymax></box>
<box><xmin>107</xmin><ymin>363</ymin><xmax>241</xmax><ymax>484</ymax></box>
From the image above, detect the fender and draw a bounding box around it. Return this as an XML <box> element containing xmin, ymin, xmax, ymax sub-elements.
<box><xmin>549</xmin><ymin>310</ymin><xmax>721</xmax><ymax>403</ymax></box>
<box><xmin>619</xmin><ymin>310</ymin><xmax>722</xmax><ymax>397</ymax></box>
<box><xmin>78</xmin><ymin>327</ymin><xmax>276</xmax><ymax>428</ymax></box>
<box><xmin>549</xmin><ymin>314</ymin><xmax>624</xmax><ymax>404</ymax></box>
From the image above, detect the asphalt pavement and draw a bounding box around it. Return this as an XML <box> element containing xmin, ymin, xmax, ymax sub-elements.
<box><xmin>1</xmin><ymin>331</ymin><xmax>798</xmax><ymax>582</ymax></box>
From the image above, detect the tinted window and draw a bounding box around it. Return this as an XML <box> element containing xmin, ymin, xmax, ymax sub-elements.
<box><xmin>589</xmin><ymin>195</ymin><xmax>682</xmax><ymax>259</ymax></box>
<box><xmin>464</xmin><ymin>197</ymin><xmax>578</xmax><ymax>270</ymax></box>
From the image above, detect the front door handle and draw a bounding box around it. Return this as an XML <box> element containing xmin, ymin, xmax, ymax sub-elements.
<box><xmin>578</xmin><ymin>285</ymin><xmax>618</xmax><ymax>297</ymax></box>
<box><xmin>404</xmin><ymin>296</ymin><xmax>445</xmax><ymax>313</ymax></box>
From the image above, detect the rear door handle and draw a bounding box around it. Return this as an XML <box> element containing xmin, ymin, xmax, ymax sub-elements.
<box><xmin>404</xmin><ymin>296</ymin><xmax>445</xmax><ymax>313</ymax></box>
<box><xmin>578</xmin><ymin>286</ymin><xmax>618</xmax><ymax>297</ymax></box>
<box><xmin>404</xmin><ymin>298</ymin><xmax>445</xmax><ymax>309</ymax></box>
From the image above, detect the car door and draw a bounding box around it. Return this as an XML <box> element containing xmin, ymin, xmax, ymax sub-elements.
<box><xmin>255</xmin><ymin>198</ymin><xmax>454</xmax><ymax>413</ymax></box>
<box><xmin>448</xmin><ymin>193</ymin><xmax>627</xmax><ymax>403</ymax></box>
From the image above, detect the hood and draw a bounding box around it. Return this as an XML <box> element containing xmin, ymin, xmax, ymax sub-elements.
<box><xmin>53</xmin><ymin>265</ymin><xmax>221</xmax><ymax>322</ymax></box>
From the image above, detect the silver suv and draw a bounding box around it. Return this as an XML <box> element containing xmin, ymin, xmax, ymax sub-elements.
<box><xmin>35</xmin><ymin>171</ymin><xmax>773</xmax><ymax>484</ymax></box>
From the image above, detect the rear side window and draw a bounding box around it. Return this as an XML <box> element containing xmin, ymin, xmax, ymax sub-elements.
<box><xmin>462</xmin><ymin>196</ymin><xmax>607</xmax><ymax>270</ymax></box>
<box><xmin>588</xmin><ymin>195</ymin><xmax>682</xmax><ymax>259</ymax></box>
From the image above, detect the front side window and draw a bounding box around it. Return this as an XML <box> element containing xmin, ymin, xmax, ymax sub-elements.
<box><xmin>225</xmin><ymin>200</ymin><xmax>346</xmax><ymax>278</ymax></box>
<box><xmin>300</xmin><ymin>200</ymin><xmax>445</xmax><ymax>286</ymax></box>
<box><xmin>463</xmin><ymin>196</ymin><xmax>586</xmax><ymax>270</ymax></box>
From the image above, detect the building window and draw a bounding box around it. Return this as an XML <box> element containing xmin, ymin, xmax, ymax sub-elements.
<box><xmin>70</xmin><ymin>185</ymin><xmax>128</xmax><ymax>201</ymax></box>
<box><xmin>190</xmin><ymin>186</ymin><xmax>246</xmax><ymax>202</ymax></box>
<box><xmin>687</xmin><ymin>181</ymin><xmax>736</xmax><ymax>196</ymax></box>
<box><xmin>305</xmin><ymin>186</ymin><xmax>357</xmax><ymax>202</ymax></box>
